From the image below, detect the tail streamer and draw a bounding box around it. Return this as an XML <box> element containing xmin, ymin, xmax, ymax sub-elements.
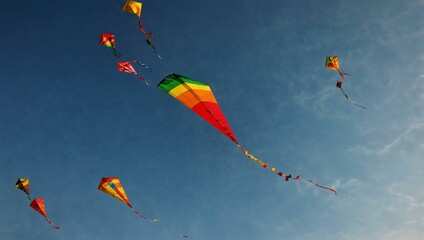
<box><xmin>133</xmin><ymin>210</ymin><xmax>160</xmax><ymax>223</ymax></box>
<box><xmin>236</xmin><ymin>144</ymin><xmax>337</xmax><ymax>195</ymax></box>
<box><xmin>337</xmin><ymin>81</ymin><xmax>366</xmax><ymax>109</ymax></box>
<box><xmin>45</xmin><ymin>217</ymin><xmax>61</xmax><ymax>230</ymax></box>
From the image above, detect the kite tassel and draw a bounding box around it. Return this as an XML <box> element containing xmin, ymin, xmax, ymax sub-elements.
<box><xmin>27</xmin><ymin>195</ymin><xmax>32</xmax><ymax>200</ymax></box>
<box><xmin>337</xmin><ymin>69</ymin><xmax>349</xmax><ymax>79</ymax></box>
<box><xmin>307</xmin><ymin>179</ymin><xmax>337</xmax><ymax>196</ymax></box>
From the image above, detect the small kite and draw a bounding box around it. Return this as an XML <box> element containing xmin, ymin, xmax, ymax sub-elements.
<box><xmin>158</xmin><ymin>73</ymin><xmax>337</xmax><ymax>195</ymax></box>
<box><xmin>122</xmin><ymin>0</ymin><xmax>161</xmax><ymax>59</ymax></box>
<box><xmin>336</xmin><ymin>80</ymin><xmax>366</xmax><ymax>109</ymax></box>
<box><xmin>118</xmin><ymin>61</ymin><xmax>150</xmax><ymax>86</ymax></box>
<box><xmin>325</xmin><ymin>56</ymin><xmax>349</xmax><ymax>79</ymax></box>
<box><xmin>99</xmin><ymin>33</ymin><xmax>122</xmax><ymax>58</ymax></box>
<box><xmin>15</xmin><ymin>178</ymin><xmax>31</xmax><ymax>200</ymax></box>
<box><xmin>30</xmin><ymin>198</ymin><xmax>61</xmax><ymax>229</ymax></box>
<box><xmin>98</xmin><ymin>177</ymin><xmax>159</xmax><ymax>223</ymax></box>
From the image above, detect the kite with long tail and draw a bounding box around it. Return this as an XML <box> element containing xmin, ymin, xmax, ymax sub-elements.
<box><xmin>98</xmin><ymin>177</ymin><xmax>160</xmax><ymax>223</ymax></box>
<box><xmin>336</xmin><ymin>81</ymin><xmax>366</xmax><ymax>109</ymax></box>
<box><xmin>98</xmin><ymin>177</ymin><xmax>193</xmax><ymax>238</ymax></box>
<box><xmin>118</xmin><ymin>61</ymin><xmax>150</xmax><ymax>86</ymax></box>
<box><xmin>158</xmin><ymin>73</ymin><xmax>337</xmax><ymax>196</ymax></box>
<box><xmin>30</xmin><ymin>198</ymin><xmax>61</xmax><ymax>229</ymax></box>
<box><xmin>122</xmin><ymin>0</ymin><xmax>162</xmax><ymax>59</ymax></box>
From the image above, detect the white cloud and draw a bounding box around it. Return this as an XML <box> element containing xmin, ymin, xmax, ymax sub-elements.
<box><xmin>377</xmin><ymin>121</ymin><xmax>424</xmax><ymax>154</ymax></box>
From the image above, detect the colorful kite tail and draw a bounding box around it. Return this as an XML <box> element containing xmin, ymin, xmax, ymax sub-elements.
<box><xmin>27</xmin><ymin>194</ymin><xmax>32</xmax><ymax>200</ymax></box>
<box><xmin>133</xmin><ymin>210</ymin><xmax>159</xmax><ymax>223</ymax></box>
<box><xmin>112</xmin><ymin>48</ymin><xmax>122</xmax><ymax>58</ymax></box>
<box><xmin>45</xmin><ymin>217</ymin><xmax>61</xmax><ymax>229</ymax></box>
<box><xmin>307</xmin><ymin>179</ymin><xmax>337</xmax><ymax>196</ymax></box>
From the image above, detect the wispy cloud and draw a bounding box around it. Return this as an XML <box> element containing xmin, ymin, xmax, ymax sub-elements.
<box><xmin>377</xmin><ymin>121</ymin><xmax>424</xmax><ymax>154</ymax></box>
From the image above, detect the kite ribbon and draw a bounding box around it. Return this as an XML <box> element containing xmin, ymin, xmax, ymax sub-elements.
<box><xmin>307</xmin><ymin>180</ymin><xmax>337</xmax><ymax>196</ymax></box>
<box><xmin>137</xmin><ymin>18</ymin><xmax>153</xmax><ymax>39</ymax></box>
<box><xmin>339</xmin><ymin>88</ymin><xmax>366</xmax><ymax>109</ymax></box>
<box><xmin>45</xmin><ymin>217</ymin><xmax>61</xmax><ymax>229</ymax></box>
<box><xmin>112</xmin><ymin>48</ymin><xmax>122</xmax><ymax>58</ymax></box>
<box><xmin>133</xmin><ymin>60</ymin><xmax>152</xmax><ymax>72</ymax></box>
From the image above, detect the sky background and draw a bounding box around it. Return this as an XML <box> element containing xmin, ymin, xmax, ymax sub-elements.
<box><xmin>1</xmin><ymin>0</ymin><xmax>424</xmax><ymax>239</ymax></box>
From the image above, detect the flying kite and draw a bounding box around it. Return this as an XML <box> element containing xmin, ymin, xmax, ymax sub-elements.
<box><xmin>122</xmin><ymin>0</ymin><xmax>161</xmax><ymax>59</ymax></box>
<box><xmin>325</xmin><ymin>56</ymin><xmax>349</xmax><ymax>79</ymax></box>
<box><xmin>325</xmin><ymin>56</ymin><xmax>366</xmax><ymax>109</ymax></box>
<box><xmin>118</xmin><ymin>61</ymin><xmax>150</xmax><ymax>86</ymax></box>
<box><xmin>99</xmin><ymin>33</ymin><xmax>121</xmax><ymax>58</ymax></box>
<box><xmin>15</xmin><ymin>178</ymin><xmax>31</xmax><ymax>200</ymax></box>
<box><xmin>30</xmin><ymin>198</ymin><xmax>60</xmax><ymax>229</ymax></box>
<box><xmin>158</xmin><ymin>73</ymin><xmax>337</xmax><ymax>195</ymax></box>
<box><xmin>98</xmin><ymin>177</ymin><xmax>159</xmax><ymax>223</ymax></box>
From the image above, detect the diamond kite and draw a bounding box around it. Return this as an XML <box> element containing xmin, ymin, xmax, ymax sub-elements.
<box><xmin>158</xmin><ymin>73</ymin><xmax>337</xmax><ymax>195</ymax></box>
<box><xmin>15</xmin><ymin>178</ymin><xmax>31</xmax><ymax>200</ymax></box>
<box><xmin>30</xmin><ymin>198</ymin><xmax>60</xmax><ymax>229</ymax></box>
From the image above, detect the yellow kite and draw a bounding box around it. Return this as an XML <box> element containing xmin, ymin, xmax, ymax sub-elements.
<box><xmin>122</xmin><ymin>0</ymin><xmax>142</xmax><ymax>18</ymax></box>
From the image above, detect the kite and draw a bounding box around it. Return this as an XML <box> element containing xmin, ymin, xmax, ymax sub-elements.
<box><xmin>118</xmin><ymin>61</ymin><xmax>150</xmax><ymax>86</ymax></box>
<box><xmin>30</xmin><ymin>198</ymin><xmax>60</xmax><ymax>229</ymax></box>
<box><xmin>336</xmin><ymin>81</ymin><xmax>366</xmax><ymax>109</ymax></box>
<box><xmin>15</xmin><ymin>178</ymin><xmax>31</xmax><ymax>200</ymax></box>
<box><xmin>99</xmin><ymin>33</ymin><xmax>122</xmax><ymax>58</ymax></box>
<box><xmin>98</xmin><ymin>177</ymin><xmax>159</xmax><ymax>223</ymax></box>
<box><xmin>122</xmin><ymin>0</ymin><xmax>161</xmax><ymax>59</ymax></box>
<box><xmin>325</xmin><ymin>56</ymin><xmax>349</xmax><ymax>79</ymax></box>
<box><xmin>158</xmin><ymin>73</ymin><xmax>337</xmax><ymax>195</ymax></box>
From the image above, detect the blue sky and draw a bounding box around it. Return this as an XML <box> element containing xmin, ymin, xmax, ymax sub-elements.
<box><xmin>1</xmin><ymin>0</ymin><xmax>424</xmax><ymax>239</ymax></box>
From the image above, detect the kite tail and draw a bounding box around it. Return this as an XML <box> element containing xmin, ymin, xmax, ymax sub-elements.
<box><xmin>112</xmin><ymin>48</ymin><xmax>122</xmax><ymax>58</ymax></box>
<box><xmin>235</xmin><ymin>144</ymin><xmax>335</xmax><ymax>195</ymax></box>
<box><xmin>307</xmin><ymin>179</ymin><xmax>337</xmax><ymax>196</ymax></box>
<box><xmin>133</xmin><ymin>60</ymin><xmax>152</xmax><ymax>72</ymax></box>
<box><xmin>133</xmin><ymin>73</ymin><xmax>150</xmax><ymax>86</ymax></box>
<box><xmin>151</xmin><ymin>45</ymin><xmax>162</xmax><ymax>60</ymax></box>
<box><xmin>45</xmin><ymin>217</ymin><xmax>61</xmax><ymax>229</ymax></box>
<box><xmin>137</xmin><ymin>18</ymin><xmax>153</xmax><ymax>39</ymax></box>
<box><xmin>340</xmin><ymin>89</ymin><xmax>366</xmax><ymax>110</ymax></box>
<box><xmin>133</xmin><ymin>210</ymin><xmax>160</xmax><ymax>223</ymax></box>
<box><xmin>27</xmin><ymin>194</ymin><xmax>32</xmax><ymax>200</ymax></box>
